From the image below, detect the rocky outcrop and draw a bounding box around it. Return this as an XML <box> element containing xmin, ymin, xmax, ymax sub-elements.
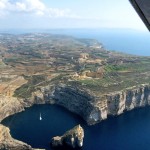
<box><xmin>51</xmin><ymin>125</ymin><xmax>84</xmax><ymax>149</ymax></box>
<box><xmin>51</xmin><ymin>84</ymin><xmax>150</xmax><ymax>125</ymax></box>
<box><xmin>0</xmin><ymin>125</ymin><xmax>44</xmax><ymax>150</ymax></box>
<box><xmin>0</xmin><ymin>96</ymin><xmax>25</xmax><ymax>122</ymax></box>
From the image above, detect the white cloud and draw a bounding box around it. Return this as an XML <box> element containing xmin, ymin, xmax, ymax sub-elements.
<box><xmin>0</xmin><ymin>0</ymin><xmax>8</xmax><ymax>17</ymax></box>
<box><xmin>0</xmin><ymin>0</ymin><xmax>77</xmax><ymax>18</ymax></box>
<box><xmin>47</xmin><ymin>8</ymin><xmax>74</xmax><ymax>18</ymax></box>
<box><xmin>14</xmin><ymin>0</ymin><xmax>46</xmax><ymax>13</ymax></box>
<box><xmin>0</xmin><ymin>0</ymin><xmax>7</xmax><ymax>9</ymax></box>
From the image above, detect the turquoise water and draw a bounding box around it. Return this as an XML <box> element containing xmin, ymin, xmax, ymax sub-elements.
<box><xmin>2</xmin><ymin>105</ymin><xmax>150</xmax><ymax>150</ymax></box>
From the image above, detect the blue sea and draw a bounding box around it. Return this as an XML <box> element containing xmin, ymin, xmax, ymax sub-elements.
<box><xmin>43</xmin><ymin>28</ymin><xmax>150</xmax><ymax>56</ymax></box>
<box><xmin>2</xmin><ymin>104</ymin><xmax>150</xmax><ymax>150</ymax></box>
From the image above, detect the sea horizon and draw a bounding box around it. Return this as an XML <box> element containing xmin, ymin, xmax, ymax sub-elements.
<box><xmin>0</xmin><ymin>28</ymin><xmax>150</xmax><ymax>56</ymax></box>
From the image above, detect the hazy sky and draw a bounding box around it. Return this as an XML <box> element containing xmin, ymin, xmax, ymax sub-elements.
<box><xmin>0</xmin><ymin>0</ymin><xmax>147</xmax><ymax>30</ymax></box>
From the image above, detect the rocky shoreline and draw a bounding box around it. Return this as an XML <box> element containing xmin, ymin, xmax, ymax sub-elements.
<box><xmin>0</xmin><ymin>124</ymin><xmax>45</xmax><ymax>150</ymax></box>
<box><xmin>0</xmin><ymin>83</ymin><xmax>150</xmax><ymax>149</ymax></box>
<box><xmin>0</xmin><ymin>94</ymin><xmax>46</xmax><ymax>149</ymax></box>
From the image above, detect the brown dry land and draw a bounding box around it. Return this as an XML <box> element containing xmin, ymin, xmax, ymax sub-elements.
<box><xmin>0</xmin><ymin>33</ymin><xmax>149</xmax><ymax>98</ymax></box>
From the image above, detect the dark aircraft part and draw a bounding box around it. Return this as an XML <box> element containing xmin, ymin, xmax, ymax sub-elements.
<box><xmin>129</xmin><ymin>0</ymin><xmax>150</xmax><ymax>31</ymax></box>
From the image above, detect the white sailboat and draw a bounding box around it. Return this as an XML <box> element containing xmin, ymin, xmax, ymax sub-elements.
<box><xmin>39</xmin><ymin>113</ymin><xmax>42</xmax><ymax>121</ymax></box>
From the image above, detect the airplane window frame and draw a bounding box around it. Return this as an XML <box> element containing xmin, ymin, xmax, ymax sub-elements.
<box><xmin>129</xmin><ymin>0</ymin><xmax>150</xmax><ymax>31</ymax></box>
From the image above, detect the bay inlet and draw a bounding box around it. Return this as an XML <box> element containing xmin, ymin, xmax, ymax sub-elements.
<box><xmin>2</xmin><ymin>104</ymin><xmax>150</xmax><ymax>150</ymax></box>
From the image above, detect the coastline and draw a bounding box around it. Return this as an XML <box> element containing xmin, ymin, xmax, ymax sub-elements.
<box><xmin>0</xmin><ymin>83</ymin><xmax>150</xmax><ymax>149</ymax></box>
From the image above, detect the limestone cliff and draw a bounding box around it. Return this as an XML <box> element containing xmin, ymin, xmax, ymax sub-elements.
<box><xmin>0</xmin><ymin>90</ymin><xmax>47</xmax><ymax>122</ymax></box>
<box><xmin>50</xmin><ymin>84</ymin><xmax>150</xmax><ymax>125</ymax></box>
<box><xmin>0</xmin><ymin>96</ymin><xmax>25</xmax><ymax>122</ymax></box>
<box><xmin>2</xmin><ymin>83</ymin><xmax>149</xmax><ymax>126</ymax></box>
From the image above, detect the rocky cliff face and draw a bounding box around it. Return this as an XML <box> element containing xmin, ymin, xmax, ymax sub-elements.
<box><xmin>50</xmin><ymin>84</ymin><xmax>150</xmax><ymax>125</ymax></box>
<box><xmin>0</xmin><ymin>83</ymin><xmax>150</xmax><ymax>149</ymax></box>
<box><xmin>50</xmin><ymin>85</ymin><xmax>107</xmax><ymax>125</ymax></box>
<box><xmin>0</xmin><ymin>96</ymin><xmax>25</xmax><ymax>122</ymax></box>
<box><xmin>0</xmin><ymin>90</ymin><xmax>46</xmax><ymax>122</ymax></box>
<box><xmin>107</xmin><ymin>84</ymin><xmax>150</xmax><ymax>115</ymax></box>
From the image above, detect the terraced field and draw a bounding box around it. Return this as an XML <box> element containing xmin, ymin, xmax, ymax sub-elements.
<box><xmin>0</xmin><ymin>33</ymin><xmax>149</xmax><ymax>98</ymax></box>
